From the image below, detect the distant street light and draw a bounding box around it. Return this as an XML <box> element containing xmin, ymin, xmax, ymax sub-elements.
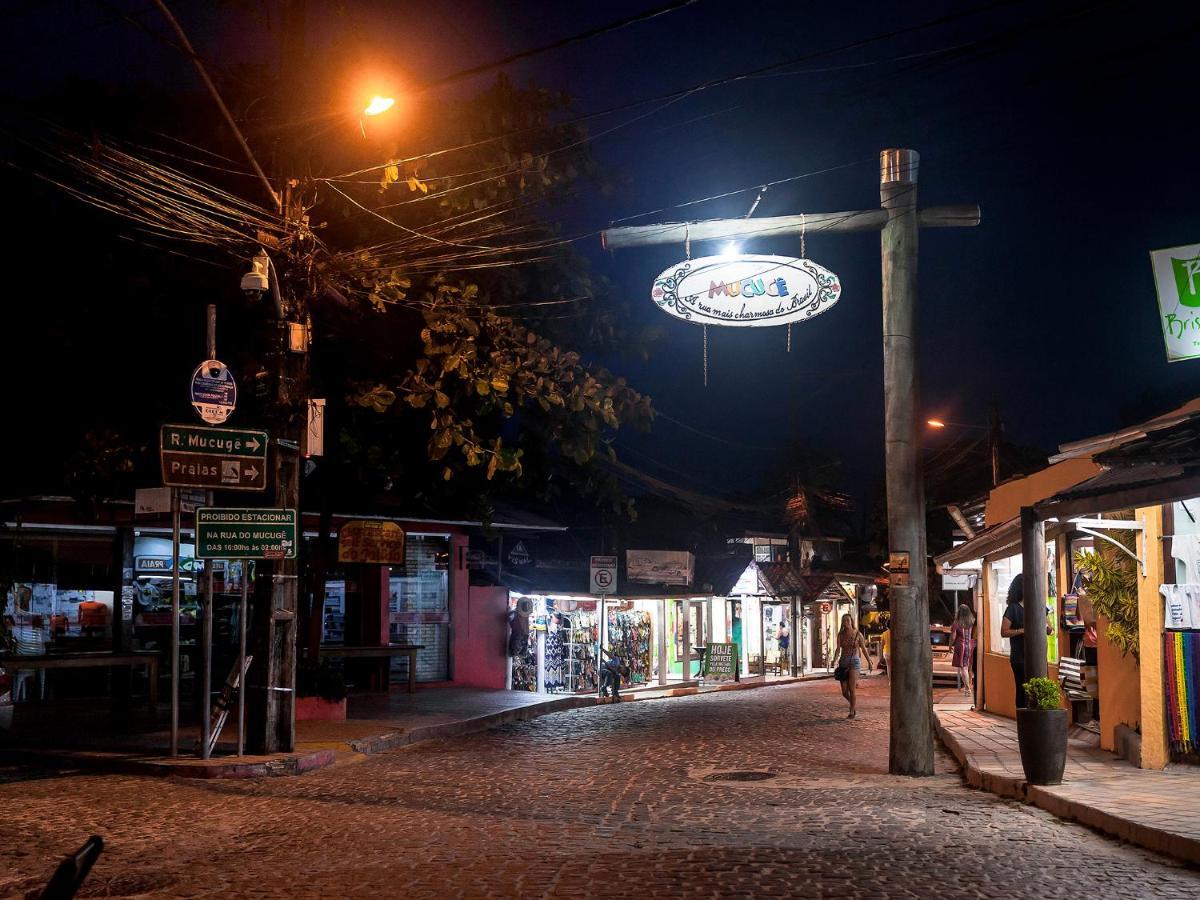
<box><xmin>363</xmin><ymin>95</ymin><xmax>395</xmax><ymax>117</ymax></box>
<box><xmin>925</xmin><ymin>415</ymin><xmax>1000</xmax><ymax>486</ymax></box>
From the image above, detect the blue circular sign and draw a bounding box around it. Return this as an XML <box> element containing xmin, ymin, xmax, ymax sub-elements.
<box><xmin>190</xmin><ymin>358</ymin><xmax>237</xmax><ymax>424</ymax></box>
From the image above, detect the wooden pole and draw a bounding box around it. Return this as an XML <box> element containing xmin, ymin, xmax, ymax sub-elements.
<box><xmin>1021</xmin><ymin>506</ymin><xmax>1048</xmax><ymax>684</ymax></box>
<box><xmin>880</xmin><ymin>148</ymin><xmax>934</xmax><ymax>777</ymax></box>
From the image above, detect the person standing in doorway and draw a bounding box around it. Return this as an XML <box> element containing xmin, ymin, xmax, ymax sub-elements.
<box><xmin>1001</xmin><ymin>576</ymin><xmax>1028</xmax><ymax>708</ymax></box>
<box><xmin>831</xmin><ymin>613</ymin><xmax>873</xmax><ymax>719</ymax></box>
<box><xmin>599</xmin><ymin>646</ymin><xmax>625</xmax><ymax>702</ymax></box>
<box><xmin>951</xmin><ymin>603</ymin><xmax>976</xmax><ymax>698</ymax></box>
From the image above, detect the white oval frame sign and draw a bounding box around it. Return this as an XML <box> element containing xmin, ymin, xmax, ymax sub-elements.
<box><xmin>651</xmin><ymin>254</ymin><xmax>841</xmax><ymax>327</ymax></box>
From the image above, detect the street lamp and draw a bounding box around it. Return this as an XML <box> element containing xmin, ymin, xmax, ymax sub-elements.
<box><xmin>926</xmin><ymin>416</ymin><xmax>1000</xmax><ymax>486</ymax></box>
<box><xmin>363</xmin><ymin>95</ymin><xmax>395</xmax><ymax>117</ymax></box>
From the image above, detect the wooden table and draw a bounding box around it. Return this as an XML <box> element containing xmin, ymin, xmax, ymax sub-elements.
<box><xmin>0</xmin><ymin>651</ymin><xmax>159</xmax><ymax>707</ymax></box>
<box><xmin>318</xmin><ymin>644</ymin><xmax>424</xmax><ymax>693</ymax></box>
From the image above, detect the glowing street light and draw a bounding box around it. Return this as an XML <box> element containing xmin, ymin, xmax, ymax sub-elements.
<box><xmin>927</xmin><ymin>418</ymin><xmax>946</xmax><ymax>428</ymax></box>
<box><xmin>363</xmin><ymin>95</ymin><xmax>395</xmax><ymax>117</ymax></box>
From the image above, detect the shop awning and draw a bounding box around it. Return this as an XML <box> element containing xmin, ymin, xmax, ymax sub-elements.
<box><xmin>754</xmin><ymin>565</ymin><xmax>850</xmax><ymax>603</ymax></box>
<box><xmin>1035</xmin><ymin>464</ymin><xmax>1200</xmax><ymax>521</ymax></box>
<box><xmin>935</xmin><ymin>516</ymin><xmax>1022</xmax><ymax>568</ymax></box>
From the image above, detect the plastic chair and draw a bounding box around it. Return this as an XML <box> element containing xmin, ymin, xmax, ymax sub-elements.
<box><xmin>14</xmin><ymin>627</ymin><xmax>46</xmax><ymax>701</ymax></box>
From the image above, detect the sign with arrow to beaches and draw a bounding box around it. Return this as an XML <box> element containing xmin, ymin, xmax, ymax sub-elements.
<box><xmin>160</xmin><ymin>423</ymin><xmax>268</xmax><ymax>491</ymax></box>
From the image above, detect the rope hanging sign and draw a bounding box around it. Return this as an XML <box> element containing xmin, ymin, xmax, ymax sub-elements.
<box><xmin>650</xmin><ymin>252</ymin><xmax>840</xmax><ymax>328</ymax></box>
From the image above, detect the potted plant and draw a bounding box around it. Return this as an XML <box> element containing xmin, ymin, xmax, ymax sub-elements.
<box><xmin>1017</xmin><ymin>676</ymin><xmax>1067</xmax><ymax>785</ymax></box>
<box><xmin>295</xmin><ymin>660</ymin><xmax>348</xmax><ymax>722</ymax></box>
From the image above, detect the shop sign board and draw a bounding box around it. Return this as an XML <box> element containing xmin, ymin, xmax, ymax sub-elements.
<box><xmin>1151</xmin><ymin>242</ymin><xmax>1200</xmax><ymax>362</ymax></box>
<box><xmin>590</xmin><ymin>555</ymin><xmax>617</xmax><ymax>595</ymax></box>
<box><xmin>888</xmin><ymin>551</ymin><xmax>910</xmax><ymax>587</ymax></box>
<box><xmin>337</xmin><ymin>520</ymin><xmax>406</xmax><ymax>564</ymax></box>
<box><xmin>651</xmin><ymin>255</ymin><xmax>841</xmax><ymax>328</ymax></box>
<box><xmin>506</xmin><ymin>540</ymin><xmax>535</xmax><ymax>568</ymax></box>
<box><xmin>134</xmin><ymin>486</ymin><xmax>207</xmax><ymax>516</ymax></box>
<box><xmin>190</xmin><ymin>358</ymin><xmax>238</xmax><ymax>424</ymax></box>
<box><xmin>195</xmin><ymin>508</ymin><xmax>297</xmax><ymax>559</ymax></box>
<box><xmin>626</xmin><ymin>549</ymin><xmax>694</xmax><ymax>586</ymax></box>
<box><xmin>704</xmin><ymin>642</ymin><xmax>738</xmax><ymax>680</ymax></box>
<box><xmin>942</xmin><ymin>571</ymin><xmax>974</xmax><ymax>591</ymax></box>
<box><xmin>465</xmin><ymin>549</ymin><xmax>486</xmax><ymax>569</ymax></box>
<box><xmin>160</xmin><ymin>424</ymin><xmax>268</xmax><ymax>491</ymax></box>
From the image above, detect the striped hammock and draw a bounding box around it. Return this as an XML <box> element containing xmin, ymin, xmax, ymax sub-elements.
<box><xmin>1164</xmin><ymin>631</ymin><xmax>1200</xmax><ymax>754</ymax></box>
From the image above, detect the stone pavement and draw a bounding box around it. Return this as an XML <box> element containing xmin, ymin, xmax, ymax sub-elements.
<box><xmin>3</xmin><ymin>676</ymin><xmax>1198</xmax><ymax>898</ymax></box>
<box><xmin>0</xmin><ymin>675</ymin><xmax>809</xmax><ymax>778</ymax></box>
<box><xmin>933</xmin><ymin>691</ymin><xmax>1200</xmax><ymax>865</ymax></box>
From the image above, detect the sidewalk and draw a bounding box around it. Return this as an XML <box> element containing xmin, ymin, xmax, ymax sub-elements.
<box><xmin>1</xmin><ymin>672</ymin><xmax>820</xmax><ymax>779</ymax></box>
<box><xmin>933</xmin><ymin>690</ymin><xmax>1200</xmax><ymax>865</ymax></box>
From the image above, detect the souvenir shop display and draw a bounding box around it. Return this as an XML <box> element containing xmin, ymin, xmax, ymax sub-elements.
<box><xmin>1164</xmin><ymin>630</ymin><xmax>1199</xmax><ymax>755</ymax></box>
<box><xmin>511</xmin><ymin>631</ymin><xmax>538</xmax><ymax>692</ymax></box>
<box><xmin>544</xmin><ymin>614</ymin><xmax>566</xmax><ymax>693</ymax></box>
<box><xmin>606</xmin><ymin>610</ymin><xmax>652</xmax><ymax>686</ymax></box>
<box><xmin>565</xmin><ymin>613</ymin><xmax>599</xmax><ymax>693</ymax></box>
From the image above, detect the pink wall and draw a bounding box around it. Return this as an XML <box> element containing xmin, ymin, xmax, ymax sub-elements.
<box><xmin>452</xmin><ymin>585</ymin><xmax>511</xmax><ymax>689</ymax></box>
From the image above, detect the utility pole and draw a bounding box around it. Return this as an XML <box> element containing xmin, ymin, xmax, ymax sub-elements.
<box><xmin>879</xmin><ymin>149</ymin><xmax>932</xmax><ymax>776</ymax></box>
<box><xmin>600</xmin><ymin>149</ymin><xmax>979</xmax><ymax>777</ymax></box>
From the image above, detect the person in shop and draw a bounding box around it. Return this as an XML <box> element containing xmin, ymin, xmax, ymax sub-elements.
<box><xmin>599</xmin><ymin>646</ymin><xmax>628</xmax><ymax>702</ymax></box>
<box><xmin>831</xmin><ymin>613</ymin><xmax>873</xmax><ymax>719</ymax></box>
<box><xmin>777</xmin><ymin>620</ymin><xmax>790</xmax><ymax>670</ymax></box>
<box><xmin>1001</xmin><ymin>576</ymin><xmax>1054</xmax><ymax>709</ymax></box>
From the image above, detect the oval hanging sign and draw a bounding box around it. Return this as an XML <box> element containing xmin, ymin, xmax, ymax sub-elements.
<box><xmin>190</xmin><ymin>358</ymin><xmax>237</xmax><ymax>425</ymax></box>
<box><xmin>651</xmin><ymin>254</ymin><xmax>841</xmax><ymax>327</ymax></box>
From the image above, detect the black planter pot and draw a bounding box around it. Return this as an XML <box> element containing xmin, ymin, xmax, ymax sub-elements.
<box><xmin>1016</xmin><ymin>708</ymin><xmax>1068</xmax><ymax>785</ymax></box>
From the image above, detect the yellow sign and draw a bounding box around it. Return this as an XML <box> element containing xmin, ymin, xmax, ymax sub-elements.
<box><xmin>338</xmin><ymin>520</ymin><xmax>407</xmax><ymax>564</ymax></box>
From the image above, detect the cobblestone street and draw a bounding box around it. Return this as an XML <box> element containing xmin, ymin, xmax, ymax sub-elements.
<box><xmin>2</xmin><ymin>678</ymin><xmax>1197</xmax><ymax>899</ymax></box>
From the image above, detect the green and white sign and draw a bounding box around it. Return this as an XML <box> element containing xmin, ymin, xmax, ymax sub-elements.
<box><xmin>703</xmin><ymin>642</ymin><xmax>739</xmax><ymax>681</ymax></box>
<box><xmin>195</xmin><ymin>508</ymin><xmax>297</xmax><ymax>559</ymax></box>
<box><xmin>1151</xmin><ymin>242</ymin><xmax>1200</xmax><ymax>362</ymax></box>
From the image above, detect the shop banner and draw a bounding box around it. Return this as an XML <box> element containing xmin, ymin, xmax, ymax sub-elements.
<box><xmin>338</xmin><ymin>520</ymin><xmax>407</xmax><ymax>564</ymax></box>
<box><xmin>704</xmin><ymin>642</ymin><xmax>739</xmax><ymax>680</ymax></box>
<box><xmin>1151</xmin><ymin>242</ymin><xmax>1200</xmax><ymax>362</ymax></box>
<box><xmin>627</xmin><ymin>549</ymin><xmax>694</xmax><ymax>586</ymax></box>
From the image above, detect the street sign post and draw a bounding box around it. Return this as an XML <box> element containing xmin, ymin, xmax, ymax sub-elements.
<box><xmin>160</xmin><ymin>424</ymin><xmax>268</xmax><ymax>491</ymax></box>
<box><xmin>195</xmin><ymin>508</ymin><xmax>297</xmax><ymax>559</ymax></box>
<box><xmin>590</xmin><ymin>555</ymin><xmax>617</xmax><ymax>595</ymax></box>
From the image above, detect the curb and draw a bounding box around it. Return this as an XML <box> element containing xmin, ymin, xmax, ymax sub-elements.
<box><xmin>0</xmin><ymin>746</ymin><xmax>338</xmax><ymax>780</ymax></box>
<box><xmin>933</xmin><ymin>710</ymin><xmax>1200</xmax><ymax>865</ymax></box>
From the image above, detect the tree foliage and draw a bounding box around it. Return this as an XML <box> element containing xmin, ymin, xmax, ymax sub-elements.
<box><xmin>1073</xmin><ymin>516</ymin><xmax>1139</xmax><ymax>660</ymax></box>
<box><xmin>311</xmin><ymin>75</ymin><xmax>655</xmax><ymax>516</ymax></box>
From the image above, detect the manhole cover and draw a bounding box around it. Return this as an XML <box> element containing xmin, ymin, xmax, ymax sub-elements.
<box><xmin>703</xmin><ymin>770</ymin><xmax>777</xmax><ymax>783</ymax></box>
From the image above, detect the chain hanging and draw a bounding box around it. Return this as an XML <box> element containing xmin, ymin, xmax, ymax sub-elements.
<box><xmin>788</xmin><ymin>213</ymin><xmax>807</xmax><ymax>353</ymax></box>
<box><xmin>685</xmin><ymin>224</ymin><xmax>707</xmax><ymax>386</ymax></box>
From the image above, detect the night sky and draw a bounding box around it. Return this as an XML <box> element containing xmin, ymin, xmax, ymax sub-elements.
<box><xmin>4</xmin><ymin>0</ymin><xmax>1197</xmax><ymax>508</ymax></box>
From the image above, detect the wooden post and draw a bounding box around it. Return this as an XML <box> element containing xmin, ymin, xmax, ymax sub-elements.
<box><xmin>1021</xmin><ymin>506</ymin><xmax>1048</xmax><ymax>683</ymax></box>
<box><xmin>881</xmin><ymin>148</ymin><xmax>934</xmax><ymax>777</ymax></box>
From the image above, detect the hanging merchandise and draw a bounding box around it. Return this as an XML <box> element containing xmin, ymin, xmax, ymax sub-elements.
<box><xmin>1161</xmin><ymin>584</ymin><xmax>1200</xmax><ymax>630</ymax></box>
<box><xmin>606</xmin><ymin>610</ymin><xmax>652</xmax><ymax>687</ymax></box>
<box><xmin>510</xmin><ymin>630</ymin><xmax>538</xmax><ymax>692</ymax></box>
<box><xmin>1164</xmin><ymin>631</ymin><xmax>1200</xmax><ymax>754</ymax></box>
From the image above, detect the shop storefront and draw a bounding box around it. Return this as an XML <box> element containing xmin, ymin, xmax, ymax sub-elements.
<box><xmin>506</xmin><ymin>592</ymin><xmax>715</xmax><ymax>694</ymax></box>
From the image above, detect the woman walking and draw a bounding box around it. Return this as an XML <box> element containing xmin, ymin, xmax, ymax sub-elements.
<box><xmin>831</xmin><ymin>613</ymin><xmax>872</xmax><ymax>719</ymax></box>
<box><xmin>951</xmin><ymin>603</ymin><xmax>976</xmax><ymax>701</ymax></box>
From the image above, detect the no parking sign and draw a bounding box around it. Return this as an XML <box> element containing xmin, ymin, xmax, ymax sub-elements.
<box><xmin>590</xmin><ymin>555</ymin><xmax>617</xmax><ymax>595</ymax></box>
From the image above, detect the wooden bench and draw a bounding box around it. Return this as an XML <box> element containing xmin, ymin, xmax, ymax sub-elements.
<box><xmin>1058</xmin><ymin>656</ymin><xmax>1092</xmax><ymax>721</ymax></box>
<box><xmin>319</xmin><ymin>644</ymin><xmax>424</xmax><ymax>694</ymax></box>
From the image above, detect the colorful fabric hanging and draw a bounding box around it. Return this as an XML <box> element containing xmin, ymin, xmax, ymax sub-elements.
<box><xmin>1164</xmin><ymin>631</ymin><xmax>1199</xmax><ymax>753</ymax></box>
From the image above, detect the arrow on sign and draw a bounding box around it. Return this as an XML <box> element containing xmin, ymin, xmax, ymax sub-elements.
<box><xmin>246</xmin><ymin>437</ymin><xmax>261</xmax><ymax>452</ymax></box>
<box><xmin>244</xmin><ymin>465</ymin><xmax>259</xmax><ymax>480</ymax></box>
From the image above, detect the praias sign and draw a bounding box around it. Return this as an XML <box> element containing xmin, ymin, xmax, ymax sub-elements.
<box><xmin>651</xmin><ymin>255</ymin><xmax>841</xmax><ymax>327</ymax></box>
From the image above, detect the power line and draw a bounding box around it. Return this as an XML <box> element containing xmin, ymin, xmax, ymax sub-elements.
<box><xmin>420</xmin><ymin>0</ymin><xmax>701</xmax><ymax>91</ymax></box>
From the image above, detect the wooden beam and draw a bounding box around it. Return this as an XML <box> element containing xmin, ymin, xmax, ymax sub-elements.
<box><xmin>601</xmin><ymin>204</ymin><xmax>980</xmax><ymax>250</ymax></box>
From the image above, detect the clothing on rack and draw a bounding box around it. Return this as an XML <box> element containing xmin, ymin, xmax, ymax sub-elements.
<box><xmin>1171</xmin><ymin>533</ymin><xmax>1200</xmax><ymax>583</ymax></box>
<box><xmin>1161</xmin><ymin>584</ymin><xmax>1200</xmax><ymax>631</ymax></box>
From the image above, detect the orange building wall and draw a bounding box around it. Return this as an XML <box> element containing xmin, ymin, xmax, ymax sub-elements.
<box><xmin>1096</xmin><ymin>612</ymin><xmax>1141</xmax><ymax>752</ymax></box>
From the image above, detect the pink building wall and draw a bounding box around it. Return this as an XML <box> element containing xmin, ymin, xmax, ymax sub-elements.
<box><xmin>452</xmin><ymin>584</ymin><xmax>510</xmax><ymax>689</ymax></box>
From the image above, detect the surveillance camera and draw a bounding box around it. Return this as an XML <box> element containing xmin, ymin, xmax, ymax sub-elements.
<box><xmin>241</xmin><ymin>249</ymin><xmax>270</xmax><ymax>296</ymax></box>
